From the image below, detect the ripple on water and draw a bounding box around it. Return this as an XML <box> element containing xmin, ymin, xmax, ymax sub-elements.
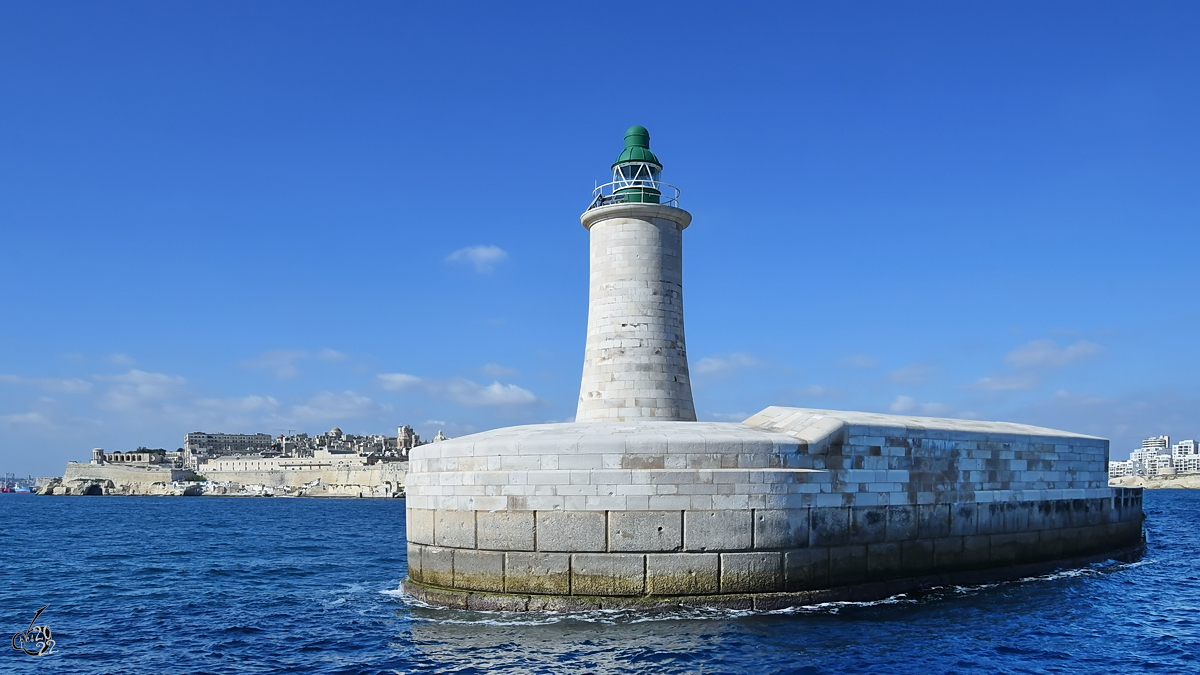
<box><xmin>2</xmin><ymin>492</ymin><xmax>1198</xmax><ymax>674</ymax></box>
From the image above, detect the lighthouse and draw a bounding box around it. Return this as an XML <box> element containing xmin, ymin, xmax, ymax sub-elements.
<box><xmin>402</xmin><ymin>126</ymin><xmax>1143</xmax><ymax>613</ymax></box>
<box><xmin>576</xmin><ymin>126</ymin><xmax>696</xmax><ymax>422</ymax></box>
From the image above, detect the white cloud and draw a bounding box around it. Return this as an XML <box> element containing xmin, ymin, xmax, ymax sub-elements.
<box><xmin>0</xmin><ymin>412</ymin><xmax>49</xmax><ymax>426</ymax></box>
<box><xmin>889</xmin><ymin>395</ymin><xmax>953</xmax><ymax>416</ymax></box>
<box><xmin>792</xmin><ymin>385</ymin><xmax>839</xmax><ymax>397</ymax></box>
<box><xmin>289</xmin><ymin>391</ymin><xmax>378</xmax><ymax>422</ymax></box>
<box><xmin>377</xmin><ymin>373</ymin><xmax>423</xmax><ymax>391</ymax></box>
<box><xmin>482</xmin><ymin>363</ymin><xmax>520</xmax><ymax>377</ymax></box>
<box><xmin>446</xmin><ymin>245</ymin><xmax>509</xmax><ymax>273</ymax></box>
<box><xmin>105</xmin><ymin>353</ymin><xmax>136</xmax><ymax>366</ymax></box>
<box><xmin>1010</xmin><ymin>388</ymin><xmax>1200</xmax><ymax>457</ymax></box>
<box><xmin>967</xmin><ymin>373</ymin><xmax>1041</xmax><ymax>391</ymax></box>
<box><xmin>244</xmin><ymin>349</ymin><xmax>346</xmax><ymax>379</ymax></box>
<box><xmin>1006</xmin><ymin>339</ymin><xmax>1104</xmax><ymax>370</ymax></box>
<box><xmin>888</xmin><ymin>363</ymin><xmax>938</xmax><ymax>384</ymax></box>
<box><xmin>377</xmin><ymin>372</ymin><xmax>537</xmax><ymax>407</ymax></box>
<box><xmin>96</xmin><ymin>369</ymin><xmax>188</xmax><ymax>412</ymax></box>
<box><xmin>839</xmin><ymin>354</ymin><xmax>879</xmax><ymax>368</ymax></box>
<box><xmin>444</xmin><ymin>380</ymin><xmax>536</xmax><ymax>406</ymax></box>
<box><xmin>194</xmin><ymin>396</ymin><xmax>280</xmax><ymax>413</ymax></box>
<box><xmin>0</xmin><ymin>374</ymin><xmax>94</xmax><ymax>394</ymax></box>
<box><xmin>693</xmin><ymin>353</ymin><xmax>760</xmax><ymax>376</ymax></box>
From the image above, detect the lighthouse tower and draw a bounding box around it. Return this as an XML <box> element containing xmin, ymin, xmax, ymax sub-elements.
<box><xmin>576</xmin><ymin>126</ymin><xmax>696</xmax><ymax>422</ymax></box>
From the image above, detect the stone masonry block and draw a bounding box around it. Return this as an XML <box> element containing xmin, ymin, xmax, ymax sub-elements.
<box><xmin>886</xmin><ymin>505</ymin><xmax>916</xmax><ymax>541</ymax></box>
<box><xmin>720</xmin><ymin>552</ymin><xmax>783</xmax><ymax>593</ymax></box>
<box><xmin>900</xmin><ymin>539</ymin><xmax>934</xmax><ymax>574</ymax></box>
<box><xmin>571</xmin><ymin>553</ymin><xmax>645</xmax><ymax>596</ymax></box>
<box><xmin>1004</xmin><ymin>502</ymin><xmax>1033</xmax><ymax>534</ymax></box>
<box><xmin>1037</xmin><ymin>527</ymin><xmax>1066</xmax><ymax>559</ymax></box>
<box><xmin>406</xmin><ymin>543</ymin><xmax>423</xmax><ymax>582</ymax></box>
<box><xmin>917</xmin><ymin>504</ymin><xmax>951</xmax><ymax>538</ymax></box>
<box><xmin>949</xmin><ymin>503</ymin><xmax>978</xmax><ymax>536</ymax></box>
<box><xmin>609</xmin><ymin>511</ymin><xmax>682</xmax><ymax>551</ymax></box>
<box><xmin>477</xmin><ymin>511</ymin><xmax>535</xmax><ymax>551</ymax></box>
<box><xmin>989</xmin><ymin>532</ymin><xmax>1040</xmax><ymax>566</ymax></box>
<box><xmin>684</xmin><ymin>510</ymin><xmax>752</xmax><ymax>551</ymax></box>
<box><xmin>933</xmin><ymin>536</ymin><xmax>964</xmax><ymax>571</ymax></box>
<box><xmin>505</xmin><ymin>552</ymin><xmax>570</xmax><ymax>595</ymax></box>
<box><xmin>961</xmin><ymin>534</ymin><xmax>991</xmax><ymax>569</ymax></box>
<box><xmin>809</xmin><ymin>507</ymin><xmax>851</xmax><ymax>547</ymax></box>
<box><xmin>422</xmin><ymin>546</ymin><xmax>455</xmax><ymax>588</ymax></box>
<box><xmin>784</xmin><ymin>548</ymin><xmax>829</xmax><ymax>591</ymax></box>
<box><xmin>754</xmin><ymin>508</ymin><xmax>809</xmax><ymax>549</ymax></box>
<box><xmin>866</xmin><ymin>542</ymin><xmax>903</xmax><ymax>580</ymax></box>
<box><xmin>407</xmin><ymin>508</ymin><xmax>435</xmax><ymax>545</ymax></box>
<box><xmin>646</xmin><ymin>553</ymin><xmax>720</xmax><ymax>595</ymax></box>
<box><xmin>826</xmin><ymin>545</ymin><xmax>868</xmax><ymax>586</ymax></box>
<box><xmin>537</xmin><ymin>511</ymin><xmax>606</xmax><ymax>552</ymax></box>
<box><xmin>977</xmin><ymin>503</ymin><xmax>1006</xmax><ymax>535</ymax></box>
<box><xmin>453</xmin><ymin>549</ymin><xmax>505</xmax><ymax>592</ymax></box>
<box><xmin>434</xmin><ymin>510</ymin><xmax>476</xmax><ymax>549</ymax></box>
<box><xmin>850</xmin><ymin>507</ymin><xmax>888</xmax><ymax>544</ymax></box>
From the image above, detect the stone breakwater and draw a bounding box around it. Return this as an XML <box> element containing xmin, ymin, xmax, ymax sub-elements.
<box><xmin>402</xmin><ymin>407</ymin><xmax>1144</xmax><ymax>611</ymax></box>
<box><xmin>39</xmin><ymin>461</ymin><xmax>408</xmax><ymax>498</ymax></box>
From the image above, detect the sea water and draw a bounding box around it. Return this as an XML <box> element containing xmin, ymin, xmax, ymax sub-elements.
<box><xmin>2</xmin><ymin>491</ymin><xmax>1198</xmax><ymax>674</ymax></box>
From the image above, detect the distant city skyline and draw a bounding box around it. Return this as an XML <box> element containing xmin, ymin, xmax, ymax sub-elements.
<box><xmin>3</xmin><ymin>2</ymin><xmax>1199</xmax><ymax>476</ymax></box>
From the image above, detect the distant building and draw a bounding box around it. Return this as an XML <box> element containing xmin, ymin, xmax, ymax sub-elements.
<box><xmin>184</xmin><ymin>432</ymin><xmax>275</xmax><ymax>468</ymax></box>
<box><xmin>90</xmin><ymin>448</ymin><xmax>184</xmax><ymax>468</ymax></box>
<box><xmin>190</xmin><ymin>424</ymin><xmax>420</xmax><ymax>474</ymax></box>
<box><xmin>1143</xmin><ymin>435</ymin><xmax>1170</xmax><ymax>451</ymax></box>
<box><xmin>398</xmin><ymin>425</ymin><xmax>420</xmax><ymax>452</ymax></box>
<box><xmin>1110</xmin><ymin>435</ymin><xmax>1200</xmax><ymax>478</ymax></box>
<box><xmin>1173</xmin><ymin>440</ymin><xmax>1200</xmax><ymax>474</ymax></box>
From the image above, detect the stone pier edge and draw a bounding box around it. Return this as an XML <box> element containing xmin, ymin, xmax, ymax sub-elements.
<box><xmin>402</xmin><ymin>540</ymin><xmax>1145</xmax><ymax>612</ymax></box>
<box><xmin>403</xmin><ymin>493</ymin><xmax>1145</xmax><ymax>611</ymax></box>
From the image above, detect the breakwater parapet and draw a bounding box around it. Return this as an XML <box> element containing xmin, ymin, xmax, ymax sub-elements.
<box><xmin>403</xmin><ymin>407</ymin><xmax>1143</xmax><ymax>610</ymax></box>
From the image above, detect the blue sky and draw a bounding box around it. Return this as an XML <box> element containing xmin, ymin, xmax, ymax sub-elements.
<box><xmin>2</xmin><ymin>1</ymin><xmax>1198</xmax><ymax>475</ymax></box>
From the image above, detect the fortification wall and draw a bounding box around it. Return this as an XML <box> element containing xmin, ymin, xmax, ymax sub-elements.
<box><xmin>201</xmin><ymin>463</ymin><xmax>408</xmax><ymax>496</ymax></box>
<box><xmin>63</xmin><ymin>462</ymin><xmax>188</xmax><ymax>485</ymax></box>
<box><xmin>403</xmin><ymin>408</ymin><xmax>1144</xmax><ymax>610</ymax></box>
<box><xmin>52</xmin><ymin>461</ymin><xmax>407</xmax><ymax>497</ymax></box>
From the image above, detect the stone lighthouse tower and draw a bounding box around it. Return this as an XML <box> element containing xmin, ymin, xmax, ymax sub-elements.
<box><xmin>576</xmin><ymin>126</ymin><xmax>696</xmax><ymax>422</ymax></box>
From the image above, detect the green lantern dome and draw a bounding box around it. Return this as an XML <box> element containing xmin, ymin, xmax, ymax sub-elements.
<box><xmin>611</xmin><ymin>125</ymin><xmax>662</xmax><ymax>169</ymax></box>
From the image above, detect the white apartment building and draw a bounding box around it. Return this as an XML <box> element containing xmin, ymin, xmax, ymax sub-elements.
<box><xmin>183</xmin><ymin>432</ymin><xmax>276</xmax><ymax>470</ymax></box>
<box><xmin>1173</xmin><ymin>440</ymin><xmax>1200</xmax><ymax>474</ymax></box>
<box><xmin>1143</xmin><ymin>435</ymin><xmax>1170</xmax><ymax>450</ymax></box>
<box><xmin>1110</xmin><ymin>435</ymin><xmax>1200</xmax><ymax>478</ymax></box>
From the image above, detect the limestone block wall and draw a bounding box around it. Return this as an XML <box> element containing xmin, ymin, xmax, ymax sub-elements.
<box><xmin>58</xmin><ymin>460</ymin><xmax>407</xmax><ymax>497</ymax></box>
<box><xmin>63</xmin><ymin>462</ymin><xmax>188</xmax><ymax>486</ymax></box>
<box><xmin>201</xmin><ymin>463</ymin><xmax>408</xmax><ymax>493</ymax></box>
<box><xmin>576</xmin><ymin>203</ymin><xmax>696</xmax><ymax>422</ymax></box>
<box><xmin>404</xmin><ymin>409</ymin><xmax>1144</xmax><ymax>606</ymax></box>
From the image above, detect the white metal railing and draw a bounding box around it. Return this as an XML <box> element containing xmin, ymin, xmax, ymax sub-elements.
<box><xmin>588</xmin><ymin>179</ymin><xmax>681</xmax><ymax>210</ymax></box>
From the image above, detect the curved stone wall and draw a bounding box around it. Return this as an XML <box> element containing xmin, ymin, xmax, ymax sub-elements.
<box><xmin>403</xmin><ymin>409</ymin><xmax>1144</xmax><ymax>610</ymax></box>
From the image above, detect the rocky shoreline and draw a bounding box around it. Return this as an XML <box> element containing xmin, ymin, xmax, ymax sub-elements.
<box><xmin>1111</xmin><ymin>475</ymin><xmax>1200</xmax><ymax>489</ymax></box>
<box><xmin>34</xmin><ymin>476</ymin><xmax>404</xmax><ymax>498</ymax></box>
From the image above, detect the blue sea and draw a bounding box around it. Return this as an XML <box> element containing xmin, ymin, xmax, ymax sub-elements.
<box><xmin>2</xmin><ymin>491</ymin><xmax>1197</xmax><ymax>674</ymax></box>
